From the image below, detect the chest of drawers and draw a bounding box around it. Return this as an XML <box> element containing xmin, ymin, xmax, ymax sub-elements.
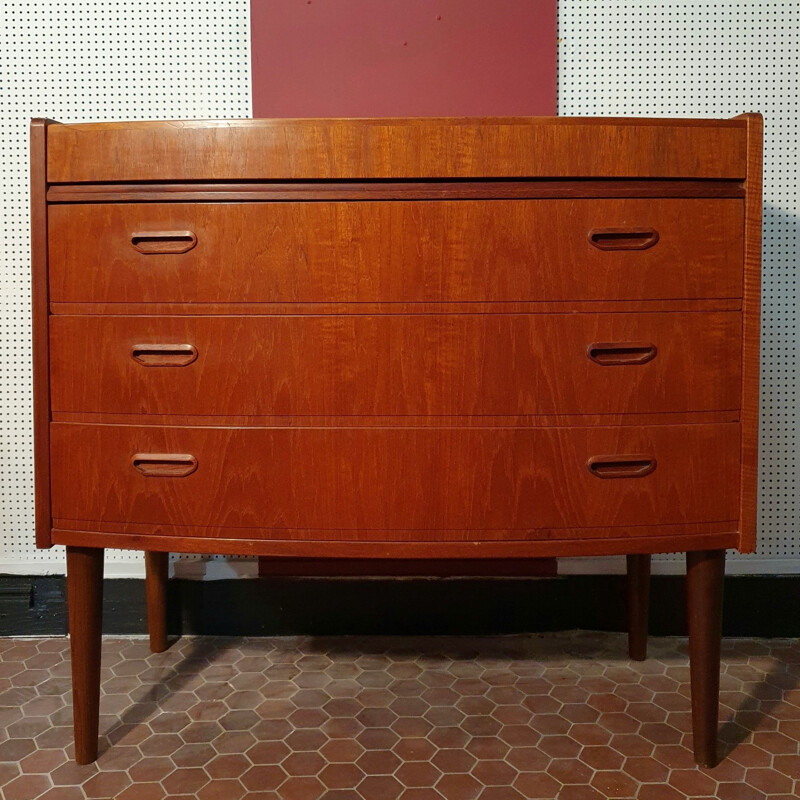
<box><xmin>31</xmin><ymin>115</ymin><xmax>762</xmax><ymax>767</ymax></box>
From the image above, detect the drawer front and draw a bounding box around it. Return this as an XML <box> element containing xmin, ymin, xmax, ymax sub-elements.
<box><xmin>48</xmin><ymin>199</ymin><xmax>743</xmax><ymax>303</ymax></box>
<box><xmin>51</xmin><ymin>423</ymin><xmax>739</xmax><ymax>534</ymax></box>
<box><xmin>45</xmin><ymin>117</ymin><xmax>749</xmax><ymax>183</ymax></box>
<box><xmin>50</xmin><ymin>313</ymin><xmax>741</xmax><ymax>416</ymax></box>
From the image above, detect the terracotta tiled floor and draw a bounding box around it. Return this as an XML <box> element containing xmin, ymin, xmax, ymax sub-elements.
<box><xmin>0</xmin><ymin>633</ymin><xmax>798</xmax><ymax>800</ymax></box>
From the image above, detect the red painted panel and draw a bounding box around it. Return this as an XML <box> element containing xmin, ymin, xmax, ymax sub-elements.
<box><xmin>250</xmin><ymin>0</ymin><xmax>556</xmax><ymax>118</ymax></box>
<box><xmin>251</xmin><ymin>1</ymin><xmax>557</xmax><ymax>576</ymax></box>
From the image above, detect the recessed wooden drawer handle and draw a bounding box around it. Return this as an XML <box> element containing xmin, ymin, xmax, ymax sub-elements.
<box><xmin>131</xmin><ymin>344</ymin><xmax>198</xmax><ymax>367</ymax></box>
<box><xmin>130</xmin><ymin>231</ymin><xmax>197</xmax><ymax>254</ymax></box>
<box><xmin>132</xmin><ymin>454</ymin><xmax>198</xmax><ymax>477</ymax></box>
<box><xmin>587</xmin><ymin>342</ymin><xmax>657</xmax><ymax>366</ymax></box>
<box><xmin>588</xmin><ymin>228</ymin><xmax>659</xmax><ymax>250</ymax></box>
<box><xmin>587</xmin><ymin>455</ymin><xmax>657</xmax><ymax>479</ymax></box>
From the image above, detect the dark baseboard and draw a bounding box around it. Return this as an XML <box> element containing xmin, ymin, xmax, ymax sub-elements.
<box><xmin>1</xmin><ymin>575</ymin><xmax>798</xmax><ymax>638</ymax></box>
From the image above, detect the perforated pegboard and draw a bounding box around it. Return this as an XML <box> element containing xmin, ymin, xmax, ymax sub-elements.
<box><xmin>1</xmin><ymin>2</ymin><xmax>796</xmax><ymax>578</ymax></box>
<box><xmin>557</xmin><ymin>1</ymin><xmax>799</xmax><ymax>575</ymax></box>
<box><xmin>0</xmin><ymin>0</ymin><xmax>252</xmax><ymax>576</ymax></box>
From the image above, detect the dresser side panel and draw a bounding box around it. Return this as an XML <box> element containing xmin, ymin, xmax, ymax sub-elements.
<box><xmin>738</xmin><ymin>113</ymin><xmax>764</xmax><ymax>553</ymax></box>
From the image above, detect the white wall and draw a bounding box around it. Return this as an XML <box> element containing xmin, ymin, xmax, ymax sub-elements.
<box><xmin>1</xmin><ymin>1</ymin><xmax>796</xmax><ymax>577</ymax></box>
<box><xmin>0</xmin><ymin>1</ymin><xmax>252</xmax><ymax>577</ymax></box>
<box><xmin>557</xmin><ymin>1</ymin><xmax>799</xmax><ymax>575</ymax></box>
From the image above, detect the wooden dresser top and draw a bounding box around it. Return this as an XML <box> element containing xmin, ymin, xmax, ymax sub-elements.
<box><xmin>44</xmin><ymin>115</ymin><xmax>751</xmax><ymax>182</ymax></box>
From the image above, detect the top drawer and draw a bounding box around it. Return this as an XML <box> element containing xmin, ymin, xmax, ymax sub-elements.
<box><xmin>48</xmin><ymin>199</ymin><xmax>743</xmax><ymax>304</ymax></box>
<box><xmin>45</xmin><ymin>118</ymin><xmax>748</xmax><ymax>182</ymax></box>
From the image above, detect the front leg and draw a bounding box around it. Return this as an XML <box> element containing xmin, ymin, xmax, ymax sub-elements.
<box><xmin>686</xmin><ymin>549</ymin><xmax>725</xmax><ymax>767</ymax></box>
<box><xmin>67</xmin><ymin>546</ymin><xmax>104</xmax><ymax>764</ymax></box>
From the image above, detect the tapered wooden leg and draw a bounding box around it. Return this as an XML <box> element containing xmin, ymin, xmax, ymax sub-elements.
<box><xmin>145</xmin><ymin>551</ymin><xmax>169</xmax><ymax>653</ymax></box>
<box><xmin>686</xmin><ymin>549</ymin><xmax>725</xmax><ymax>768</ymax></box>
<box><xmin>626</xmin><ymin>554</ymin><xmax>651</xmax><ymax>661</ymax></box>
<box><xmin>66</xmin><ymin>546</ymin><xmax>104</xmax><ymax>765</ymax></box>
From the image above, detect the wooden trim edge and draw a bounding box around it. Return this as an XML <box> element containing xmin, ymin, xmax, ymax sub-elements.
<box><xmin>51</xmin><ymin>529</ymin><xmax>740</xmax><ymax>559</ymax></box>
<box><xmin>45</xmin><ymin>179</ymin><xmax>747</xmax><ymax>203</ymax></box>
<box><xmin>736</xmin><ymin>113</ymin><xmax>763</xmax><ymax>553</ymax></box>
<box><xmin>31</xmin><ymin>118</ymin><xmax>58</xmax><ymax>549</ymax></box>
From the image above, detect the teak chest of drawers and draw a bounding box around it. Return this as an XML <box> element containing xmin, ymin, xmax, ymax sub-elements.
<box><xmin>31</xmin><ymin>115</ymin><xmax>762</xmax><ymax>767</ymax></box>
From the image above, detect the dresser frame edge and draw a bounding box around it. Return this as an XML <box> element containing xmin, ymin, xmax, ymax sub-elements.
<box><xmin>31</xmin><ymin>118</ymin><xmax>57</xmax><ymax>549</ymax></box>
<box><xmin>737</xmin><ymin>112</ymin><xmax>763</xmax><ymax>554</ymax></box>
<box><xmin>50</xmin><ymin>528</ymin><xmax>740</xmax><ymax>560</ymax></box>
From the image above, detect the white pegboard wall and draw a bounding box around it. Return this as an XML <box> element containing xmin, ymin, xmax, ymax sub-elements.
<box><xmin>0</xmin><ymin>0</ymin><xmax>253</xmax><ymax>577</ymax></box>
<box><xmin>1</xmin><ymin>2</ymin><xmax>797</xmax><ymax>577</ymax></box>
<box><xmin>557</xmin><ymin>1</ymin><xmax>799</xmax><ymax>575</ymax></box>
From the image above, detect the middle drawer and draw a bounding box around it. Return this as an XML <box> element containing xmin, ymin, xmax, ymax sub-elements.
<box><xmin>50</xmin><ymin>312</ymin><xmax>741</xmax><ymax>416</ymax></box>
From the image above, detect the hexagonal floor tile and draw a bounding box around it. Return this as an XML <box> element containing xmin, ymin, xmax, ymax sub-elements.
<box><xmin>0</xmin><ymin>633</ymin><xmax>798</xmax><ymax>799</ymax></box>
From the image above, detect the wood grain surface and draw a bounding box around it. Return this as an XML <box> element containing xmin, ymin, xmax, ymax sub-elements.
<box><xmin>50</xmin><ymin>422</ymin><xmax>740</xmax><ymax>535</ymax></box>
<box><xmin>686</xmin><ymin>549</ymin><xmax>726</xmax><ymax>767</ymax></box>
<box><xmin>38</xmin><ymin>114</ymin><xmax>760</xmax><ymax>565</ymax></box>
<box><xmin>737</xmin><ymin>113</ymin><xmax>764</xmax><ymax>553</ymax></box>
<box><xmin>66</xmin><ymin>546</ymin><xmax>104</xmax><ymax>763</ymax></box>
<box><xmin>45</xmin><ymin>117</ymin><xmax>748</xmax><ymax>183</ymax></box>
<box><xmin>48</xmin><ymin>199</ymin><xmax>744</xmax><ymax>304</ymax></box>
<box><xmin>50</xmin><ymin>312</ymin><xmax>742</xmax><ymax>417</ymax></box>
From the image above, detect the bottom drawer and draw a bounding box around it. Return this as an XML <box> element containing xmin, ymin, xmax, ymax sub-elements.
<box><xmin>50</xmin><ymin>423</ymin><xmax>740</xmax><ymax>538</ymax></box>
